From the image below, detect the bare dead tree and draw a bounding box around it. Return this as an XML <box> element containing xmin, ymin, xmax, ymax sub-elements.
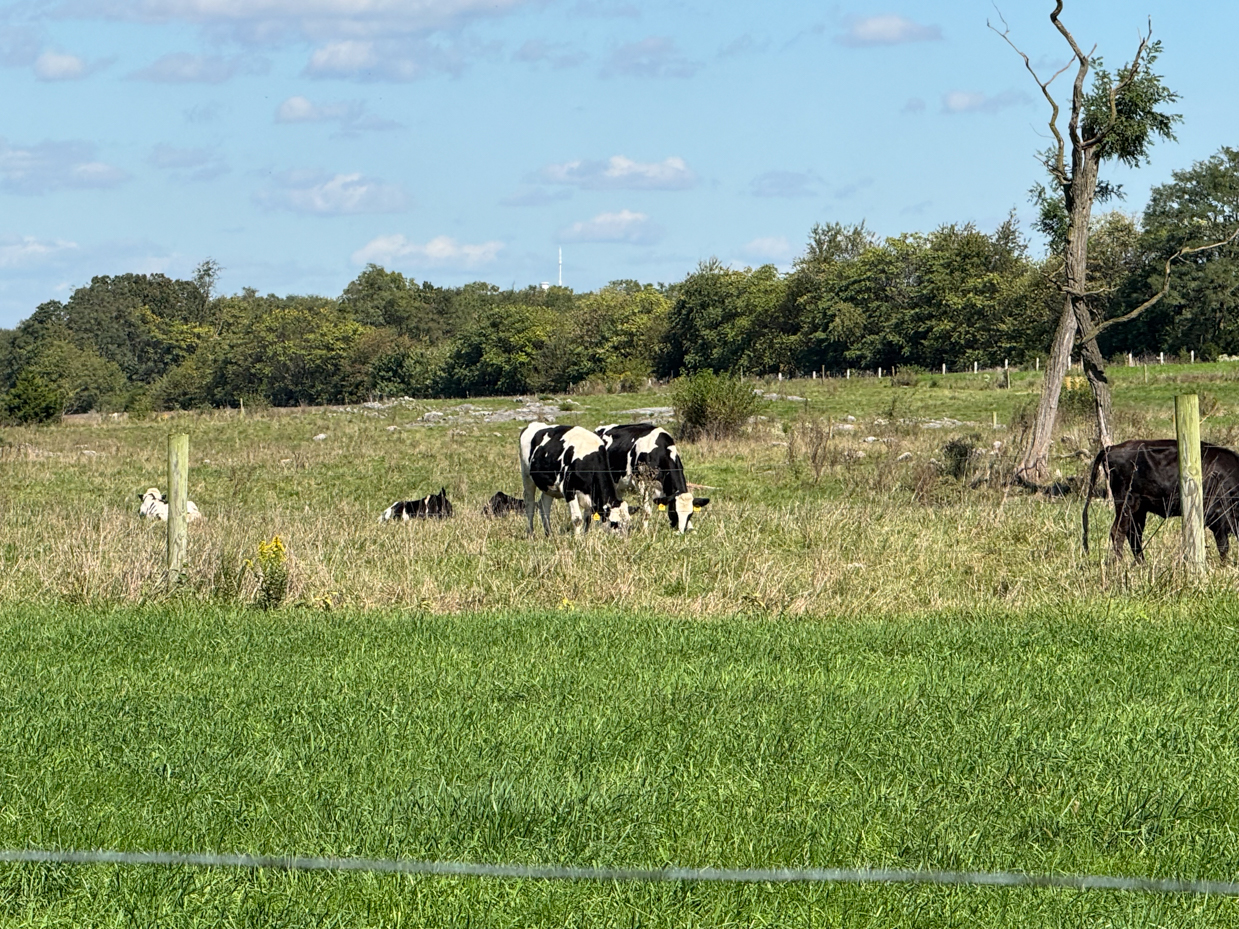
<box><xmin>992</xmin><ymin>2</ymin><xmax>1179</xmax><ymax>486</ymax></box>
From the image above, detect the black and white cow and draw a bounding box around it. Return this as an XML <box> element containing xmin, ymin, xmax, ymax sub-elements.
<box><xmin>595</xmin><ymin>423</ymin><xmax>709</xmax><ymax>533</ymax></box>
<box><xmin>482</xmin><ymin>491</ymin><xmax>524</xmax><ymax>518</ymax></box>
<box><xmin>520</xmin><ymin>422</ymin><xmax>630</xmax><ymax>536</ymax></box>
<box><xmin>381</xmin><ymin>487</ymin><xmax>453</xmax><ymax>521</ymax></box>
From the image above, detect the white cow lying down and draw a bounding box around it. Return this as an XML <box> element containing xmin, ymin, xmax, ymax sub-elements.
<box><xmin>138</xmin><ymin>487</ymin><xmax>202</xmax><ymax>521</ymax></box>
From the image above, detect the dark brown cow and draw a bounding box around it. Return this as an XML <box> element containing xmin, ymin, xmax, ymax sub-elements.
<box><xmin>1083</xmin><ymin>439</ymin><xmax>1239</xmax><ymax>560</ymax></box>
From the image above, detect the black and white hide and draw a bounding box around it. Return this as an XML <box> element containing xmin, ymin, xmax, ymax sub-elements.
<box><xmin>519</xmin><ymin>422</ymin><xmax>630</xmax><ymax>536</ymax></box>
<box><xmin>381</xmin><ymin>487</ymin><xmax>453</xmax><ymax>521</ymax></box>
<box><xmin>138</xmin><ymin>487</ymin><xmax>202</xmax><ymax>522</ymax></box>
<box><xmin>482</xmin><ymin>491</ymin><xmax>524</xmax><ymax>518</ymax></box>
<box><xmin>595</xmin><ymin>423</ymin><xmax>710</xmax><ymax>533</ymax></box>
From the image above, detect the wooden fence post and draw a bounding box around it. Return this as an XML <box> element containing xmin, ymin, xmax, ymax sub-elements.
<box><xmin>1175</xmin><ymin>395</ymin><xmax>1206</xmax><ymax>571</ymax></box>
<box><xmin>167</xmin><ymin>433</ymin><xmax>189</xmax><ymax>586</ymax></box>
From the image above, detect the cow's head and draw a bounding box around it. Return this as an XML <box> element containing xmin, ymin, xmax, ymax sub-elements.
<box><xmin>598</xmin><ymin>500</ymin><xmax>631</xmax><ymax>532</ymax></box>
<box><xmin>139</xmin><ymin>488</ymin><xmax>165</xmax><ymax>504</ymax></box>
<box><xmin>660</xmin><ymin>492</ymin><xmax>710</xmax><ymax>533</ymax></box>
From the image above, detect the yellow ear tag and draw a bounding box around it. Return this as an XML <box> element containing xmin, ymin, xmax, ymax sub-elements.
<box><xmin>658</xmin><ymin>504</ymin><xmax>667</xmax><ymax>511</ymax></box>
<box><xmin>693</xmin><ymin>506</ymin><xmax>702</xmax><ymax>511</ymax></box>
<box><xmin>592</xmin><ymin>513</ymin><xmax>601</xmax><ymax>521</ymax></box>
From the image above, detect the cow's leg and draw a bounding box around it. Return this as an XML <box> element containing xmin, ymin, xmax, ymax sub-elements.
<box><xmin>1128</xmin><ymin>511</ymin><xmax>1148</xmax><ymax>562</ymax></box>
<box><xmin>539</xmin><ymin>493</ymin><xmax>554</xmax><ymax>537</ymax></box>
<box><xmin>1110</xmin><ymin>508</ymin><xmax>1131</xmax><ymax>560</ymax></box>
<box><xmin>523</xmin><ymin>474</ymin><xmax>538</xmax><ymax>536</ymax></box>
<box><xmin>567</xmin><ymin>495</ymin><xmax>585</xmax><ymax>536</ymax></box>
<box><xmin>1212</xmin><ymin>525</ymin><xmax>1230</xmax><ymax>562</ymax></box>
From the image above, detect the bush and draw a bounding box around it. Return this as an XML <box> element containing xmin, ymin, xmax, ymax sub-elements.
<box><xmin>1</xmin><ymin>372</ymin><xmax>64</xmax><ymax>425</ymax></box>
<box><xmin>672</xmin><ymin>372</ymin><xmax>762</xmax><ymax>440</ymax></box>
<box><xmin>891</xmin><ymin>365</ymin><xmax>924</xmax><ymax>387</ymax></box>
<box><xmin>941</xmin><ymin>436</ymin><xmax>979</xmax><ymax>480</ymax></box>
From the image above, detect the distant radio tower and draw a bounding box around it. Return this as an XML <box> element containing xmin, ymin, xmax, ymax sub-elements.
<box><xmin>558</xmin><ymin>248</ymin><xmax>562</xmax><ymax>287</ymax></box>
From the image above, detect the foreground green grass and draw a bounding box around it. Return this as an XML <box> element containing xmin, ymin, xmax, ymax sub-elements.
<box><xmin>3</xmin><ymin>603</ymin><xmax>1239</xmax><ymax>926</ymax></box>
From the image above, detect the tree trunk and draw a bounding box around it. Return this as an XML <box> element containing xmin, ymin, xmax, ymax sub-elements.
<box><xmin>1016</xmin><ymin>298</ymin><xmax>1076</xmax><ymax>485</ymax></box>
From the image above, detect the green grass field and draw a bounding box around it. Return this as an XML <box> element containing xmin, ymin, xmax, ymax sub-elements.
<box><xmin>4</xmin><ymin>365</ymin><xmax>1239</xmax><ymax>925</ymax></box>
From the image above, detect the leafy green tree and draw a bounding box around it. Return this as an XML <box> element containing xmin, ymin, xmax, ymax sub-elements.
<box><xmin>443</xmin><ymin>304</ymin><xmax>555</xmax><ymax>396</ymax></box>
<box><xmin>24</xmin><ymin>341</ymin><xmax>127</xmax><ymax>413</ymax></box>
<box><xmin>2</xmin><ymin>372</ymin><xmax>63</xmax><ymax>425</ymax></box>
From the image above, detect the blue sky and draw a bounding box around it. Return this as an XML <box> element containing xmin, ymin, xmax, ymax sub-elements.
<box><xmin>0</xmin><ymin>0</ymin><xmax>1235</xmax><ymax>327</ymax></box>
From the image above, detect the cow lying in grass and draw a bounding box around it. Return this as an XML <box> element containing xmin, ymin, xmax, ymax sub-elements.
<box><xmin>482</xmin><ymin>491</ymin><xmax>523</xmax><ymax>518</ymax></box>
<box><xmin>138</xmin><ymin>488</ymin><xmax>202</xmax><ymax>522</ymax></box>
<box><xmin>1083</xmin><ymin>439</ymin><xmax>1239</xmax><ymax>561</ymax></box>
<box><xmin>595</xmin><ymin>423</ymin><xmax>709</xmax><ymax>533</ymax></box>
<box><xmin>520</xmin><ymin>422</ymin><xmax>630</xmax><ymax>536</ymax></box>
<box><xmin>381</xmin><ymin>487</ymin><xmax>453</xmax><ymax>521</ymax></box>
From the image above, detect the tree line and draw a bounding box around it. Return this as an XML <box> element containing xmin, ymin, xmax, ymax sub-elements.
<box><xmin>1</xmin><ymin>147</ymin><xmax>1236</xmax><ymax>423</ymax></box>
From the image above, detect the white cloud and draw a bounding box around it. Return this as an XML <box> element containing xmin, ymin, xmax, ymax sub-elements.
<box><xmin>740</xmin><ymin>236</ymin><xmax>793</xmax><ymax>263</ymax></box>
<box><xmin>56</xmin><ymin>0</ymin><xmax>531</xmax><ymax>53</ymax></box>
<box><xmin>352</xmin><ymin>234</ymin><xmax>504</xmax><ymax>269</ymax></box>
<box><xmin>750</xmin><ymin>170</ymin><xmax>818</xmax><ymax>199</ymax></box>
<box><xmin>130</xmin><ymin>52</ymin><xmax>270</xmax><ymax>83</ymax></box>
<box><xmin>303</xmin><ymin>37</ymin><xmax>467</xmax><ymax>81</ymax></box>
<box><xmin>540</xmin><ymin>155</ymin><xmax>696</xmax><ymax>191</ymax></box>
<box><xmin>254</xmin><ymin>171</ymin><xmax>412</xmax><ymax>215</ymax></box>
<box><xmin>942</xmin><ymin>89</ymin><xmax>1030</xmax><ymax>114</ymax></box>
<box><xmin>0</xmin><ymin>234</ymin><xmax>79</xmax><ymax>268</ymax></box>
<box><xmin>837</xmin><ymin>14</ymin><xmax>942</xmax><ymax>47</ymax></box>
<box><xmin>601</xmin><ymin>37</ymin><xmax>699</xmax><ymax>79</ymax></box>
<box><xmin>33</xmin><ymin>51</ymin><xmax>88</xmax><ymax>80</ymax></box>
<box><xmin>0</xmin><ymin>138</ymin><xmax>128</xmax><ymax>194</ymax></box>
<box><xmin>274</xmin><ymin>95</ymin><xmax>400</xmax><ymax>132</ymax></box>
<box><xmin>558</xmin><ymin>209</ymin><xmax>663</xmax><ymax>245</ymax></box>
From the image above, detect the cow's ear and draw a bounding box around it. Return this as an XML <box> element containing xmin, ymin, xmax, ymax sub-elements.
<box><xmin>692</xmin><ymin>497</ymin><xmax>711</xmax><ymax>508</ymax></box>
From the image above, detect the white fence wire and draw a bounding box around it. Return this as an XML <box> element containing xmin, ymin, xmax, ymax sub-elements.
<box><xmin>2</xmin><ymin>848</ymin><xmax>1237</xmax><ymax>897</ymax></box>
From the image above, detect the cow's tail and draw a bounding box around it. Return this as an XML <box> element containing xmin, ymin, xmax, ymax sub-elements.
<box><xmin>1082</xmin><ymin>447</ymin><xmax>1108</xmax><ymax>554</ymax></box>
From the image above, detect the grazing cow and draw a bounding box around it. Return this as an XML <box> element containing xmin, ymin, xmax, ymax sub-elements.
<box><xmin>1083</xmin><ymin>439</ymin><xmax>1239</xmax><ymax>560</ymax></box>
<box><xmin>520</xmin><ymin>422</ymin><xmax>630</xmax><ymax>536</ymax></box>
<box><xmin>482</xmin><ymin>491</ymin><xmax>524</xmax><ymax>518</ymax></box>
<box><xmin>381</xmin><ymin>487</ymin><xmax>453</xmax><ymax>521</ymax></box>
<box><xmin>138</xmin><ymin>487</ymin><xmax>201</xmax><ymax>522</ymax></box>
<box><xmin>595</xmin><ymin>423</ymin><xmax>710</xmax><ymax>533</ymax></box>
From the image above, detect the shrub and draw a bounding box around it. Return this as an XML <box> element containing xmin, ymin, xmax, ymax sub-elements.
<box><xmin>250</xmin><ymin>535</ymin><xmax>289</xmax><ymax>611</ymax></box>
<box><xmin>891</xmin><ymin>365</ymin><xmax>925</xmax><ymax>387</ymax></box>
<box><xmin>941</xmin><ymin>436</ymin><xmax>979</xmax><ymax>481</ymax></box>
<box><xmin>672</xmin><ymin>372</ymin><xmax>762</xmax><ymax>440</ymax></box>
<box><xmin>2</xmin><ymin>372</ymin><xmax>64</xmax><ymax>425</ymax></box>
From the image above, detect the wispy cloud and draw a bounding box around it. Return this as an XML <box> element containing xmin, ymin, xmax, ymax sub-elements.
<box><xmin>902</xmin><ymin>97</ymin><xmax>926</xmax><ymax>114</ymax></box>
<box><xmin>275</xmin><ymin>95</ymin><xmax>401</xmax><ymax>133</ymax></box>
<box><xmin>750</xmin><ymin>170</ymin><xmax>819</xmax><ymax>199</ymax></box>
<box><xmin>558</xmin><ymin>209</ymin><xmax>663</xmax><ymax>245</ymax></box>
<box><xmin>0</xmin><ymin>26</ymin><xmax>41</xmax><ymax>67</ymax></box>
<box><xmin>34</xmin><ymin>50</ymin><xmax>109</xmax><ymax>81</ymax></box>
<box><xmin>254</xmin><ymin>171</ymin><xmax>412</xmax><ymax>215</ymax></box>
<box><xmin>513</xmin><ymin>40</ymin><xmax>586</xmax><ymax>68</ymax></box>
<box><xmin>130</xmin><ymin>52</ymin><xmax>269</xmax><ymax>83</ymax></box>
<box><xmin>539</xmin><ymin>155</ymin><xmax>696</xmax><ymax>191</ymax></box>
<box><xmin>719</xmin><ymin>34</ymin><xmax>767</xmax><ymax>58</ymax></box>
<box><xmin>740</xmin><ymin>236</ymin><xmax>793</xmax><ymax>263</ymax></box>
<box><xmin>834</xmin><ymin>177</ymin><xmax>873</xmax><ymax>200</ymax></box>
<box><xmin>942</xmin><ymin>89</ymin><xmax>1030</xmax><ymax>114</ymax></box>
<box><xmin>148</xmin><ymin>145</ymin><xmax>228</xmax><ymax>182</ymax></box>
<box><xmin>303</xmin><ymin>37</ymin><xmax>470</xmax><ymax>81</ymax></box>
<box><xmin>601</xmin><ymin>37</ymin><xmax>699</xmax><ymax>79</ymax></box>
<box><xmin>352</xmin><ymin>234</ymin><xmax>504</xmax><ymax>269</ymax></box>
<box><xmin>53</xmin><ymin>0</ymin><xmax>533</xmax><ymax>44</ymax></box>
<box><xmin>0</xmin><ymin>234</ymin><xmax>79</xmax><ymax>268</ymax></box>
<box><xmin>0</xmin><ymin>138</ymin><xmax>128</xmax><ymax>195</ymax></box>
<box><xmin>901</xmin><ymin>200</ymin><xmax>932</xmax><ymax>215</ymax></box>
<box><xmin>836</xmin><ymin>14</ymin><xmax>942</xmax><ymax>47</ymax></box>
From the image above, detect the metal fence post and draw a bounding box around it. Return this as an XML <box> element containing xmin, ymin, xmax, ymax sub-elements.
<box><xmin>167</xmin><ymin>433</ymin><xmax>189</xmax><ymax>586</ymax></box>
<box><xmin>1175</xmin><ymin>395</ymin><xmax>1205</xmax><ymax>570</ymax></box>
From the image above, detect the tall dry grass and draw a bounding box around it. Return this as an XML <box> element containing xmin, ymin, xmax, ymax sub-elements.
<box><xmin>0</xmin><ymin>394</ymin><xmax>1232</xmax><ymax>617</ymax></box>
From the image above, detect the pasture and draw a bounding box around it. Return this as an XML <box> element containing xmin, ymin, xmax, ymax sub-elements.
<box><xmin>4</xmin><ymin>363</ymin><xmax>1239</xmax><ymax>926</ymax></box>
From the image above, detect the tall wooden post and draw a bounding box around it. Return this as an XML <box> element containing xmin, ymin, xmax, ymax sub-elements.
<box><xmin>1175</xmin><ymin>395</ymin><xmax>1205</xmax><ymax>571</ymax></box>
<box><xmin>167</xmin><ymin>433</ymin><xmax>189</xmax><ymax>586</ymax></box>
